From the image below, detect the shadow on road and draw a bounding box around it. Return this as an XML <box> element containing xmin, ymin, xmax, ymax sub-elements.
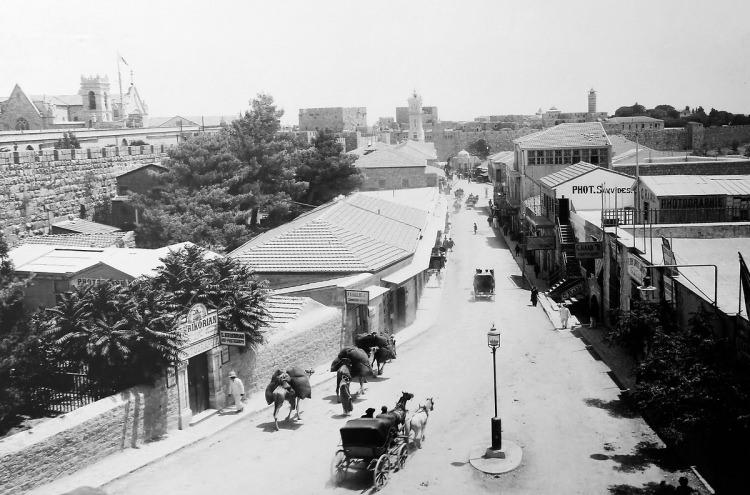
<box><xmin>255</xmin><ymin>419</ymin><xmax>304</xmax><ymax>433</ymax></box>
<box><xmin>606</xmin><ymin>481</ymin><xmax>662</xmax><ymax>494</ymax></box>
<box><xmin>583</xmin><ymin>397</ymin><xmax>639</xmax><ymax>419</ymax></box>
<box><xmin>590</xmin><ymin>441</ymin><xmax>683</xmax><ymax>474</ymax></box>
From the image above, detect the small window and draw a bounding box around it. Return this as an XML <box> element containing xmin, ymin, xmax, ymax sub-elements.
<box><xmin>88</xmin><ymin>91</ymin><xmax>96</xmax><ymax>110</ymax></box>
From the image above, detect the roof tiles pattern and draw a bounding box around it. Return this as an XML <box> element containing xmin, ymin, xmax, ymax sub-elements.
<box><xmin>18</xmin><ymin>232</ymin><xmax>135</xmax><ymax>248</ymax></box>
<box><xmin>641</xmin><ymin>175</ymin><xmax>750</xmax><ymax>197</ymax></box>
<box><xmin>515</xmin><ymin>122</ymin><xmax>610</xmax><ymax>150</ymax></box>
<box><xmin>231</xmin><ymin>194</ymin><xmax>427</xmax><ymax>273</ymax></box>
<box><xmin>52</xmin><ymin>218</ymin><xmax>120</xmax><ymax>235</ymax></box>
<box><xmin>539</xmin><ymin>162</ymin><xmax>600</xmax><ymax>188</ymax></box>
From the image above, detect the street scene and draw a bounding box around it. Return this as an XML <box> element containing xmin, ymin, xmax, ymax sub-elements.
<box><xmin>2</xmin><ymin>2</ymin><xmax>749</xmax><ymax>495</ymax></box>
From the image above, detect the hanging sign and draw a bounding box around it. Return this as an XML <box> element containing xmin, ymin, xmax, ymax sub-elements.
<box><xmin>627</xmin><ymin>254</ymin><xmax>648</xmax><ymax>284</ymax></box>
<box><xmin>526</xmin><ymin>236</ymin><xmax>555</xmax><ymax>250</ymax></box>
<box><xmin>661</xmin><ymin>237</ymin><xmax>678</xmax><ymax>277</ymax></box>
<box><xmin>346</xmin><ymin>290</ymin><xmax>370</xmax><ymax>305</ymax></box>
<box><xmin>575</xmin><ymin>242</ymin><xmax>603</xmax><ymax>259</ymax></box>
<box><xmin>220</xmin><ymin>331</ymin><xmax>246</xmax><ymax>347</ymax></box>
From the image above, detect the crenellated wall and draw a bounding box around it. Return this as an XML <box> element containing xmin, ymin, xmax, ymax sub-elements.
<box><xmin>0</xmin><ymin>145</ymin><xmax>170</xmax><ymax>243</ymax></box>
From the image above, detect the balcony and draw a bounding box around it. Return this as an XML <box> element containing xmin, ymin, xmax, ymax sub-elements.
<box><xmin>602</xmin><ymin>207</ymin><xmax>750</xmax><ymax>225</ymax></box>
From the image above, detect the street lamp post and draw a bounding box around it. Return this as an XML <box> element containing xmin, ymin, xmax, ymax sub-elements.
<box><xmin>487</xmin><ymin>324</ymin><xmax>502</xmax><ymax>454</ymax></box>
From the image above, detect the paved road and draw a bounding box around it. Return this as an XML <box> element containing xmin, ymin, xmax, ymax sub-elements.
<box><xmin>105</xmin><ymin>181</ymin><xmax>673</xmax><ymax>495</ymax></box>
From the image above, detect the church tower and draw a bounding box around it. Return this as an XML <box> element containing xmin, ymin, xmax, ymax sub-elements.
<box><xmin>408</xmin><ymin>90</ymin><xmax>425</xmax><ymax>142</ymax></box>
<box><xmin>79</xmin><ymin>75</ymin><xmax>113</xmax><ymax>126</ymax></box>
<box><xmin>588</xmin><ymin>88</ymin><xmax>597</xmax><ymax>114</ymax></box>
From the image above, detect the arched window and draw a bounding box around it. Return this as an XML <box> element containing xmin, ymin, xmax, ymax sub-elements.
<box><xmin>26</xmin><ymin>145</ymin><xmax>34</xmax><ymax>150</ymax></box>
<box><xmin>88</xmin><ymin>91</ymin><xmax>96</xmax><ymax>110</ymax></box>
<box><xmin>15</xmin><ymin>117</ymin><xmax>29</xmax><ymax>130</ymax></box>
<box><xmin>122</xmin><ymin>138</ymin><xmax>128</xmax><ymax>146</ymax></box>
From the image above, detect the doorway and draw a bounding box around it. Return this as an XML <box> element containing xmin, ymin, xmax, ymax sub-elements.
<box><xmin>395</xmin><ymin>287</ymin><xmax>407</xmax><ymax>328</ymax></box>
<box><xmin>187</xmin><ymin>353</ymin><xmax>210</xmax><ymax>414</ymax></box>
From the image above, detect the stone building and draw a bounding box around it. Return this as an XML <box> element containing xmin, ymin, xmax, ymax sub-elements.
<box><xmin>351</xmin><ymin>141</ymin><xmax>439</xmax><ymax>190</ymax></box>
<box><xmin>298</xmin><ymin>107</ymin><xmax>367</xmax><ymax>132</ymax></box>
<box><xmin>604</xmin><ymin>116</ymin><xmax>665</xmax><ymax>133</ymax></box>
<box><xmin>0</xmin><ymin>76</ymin><xmax>148</xmax><ymax>131</ymax></box>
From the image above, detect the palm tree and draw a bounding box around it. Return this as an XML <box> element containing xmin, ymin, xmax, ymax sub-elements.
<box><xmin>42</xmin><ymin>287</ymin><xmax>94</xmax><ymax>362</ymax></box>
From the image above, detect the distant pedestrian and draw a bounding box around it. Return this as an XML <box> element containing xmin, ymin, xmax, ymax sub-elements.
<box><xmin>381</xmin><ymin>406</ymin><xmax>388</xmax><ymax>415</ymax></box>
<box><xmin>473</xmin><ymin>222</ymin><xmax>477</xmax><ymax>235</ymax></box>
<box><xmin>515</xmin><ymin>244</ymin><xmax>521</xmax><ymax>257</ymax></box>
<box><xmin>227</xmin><ymin>371</ymin><xmax>245</xmax><ymax>412</ymax></box>
<box><xmin>675</xmin><ymin>476</ymin><xmax>696</xmax><ymax>495</ymax></box>
<box><xmin>484</xmin><ymin>187</ymin><xmax>488</xmax><ymax>198</ymax></box>
<box><xmin>503</xmin><ymin>224</ymin><xmax>508</xmax><ymax>236</ymax></box>
<box><xmin>447</xmin><ymin>238</ymin><xmax>455</xmax><ymax>251</ymax></box>
<box><xmin>488</xmin><ymin>199</ymin><xmax>493</xmax><ymax>209</ymax></box>
<box><xmin>530</xmin><ymin>287</ymin><xmax>539</xmax><ymax>307</ymax></box>
<box><xmin>487</xmin><ymin>215</ymin><xmax>493</xmax><ymax>228</ymax></box>
<box><xmin>361</xmin><ymin>407</ymin><xmax>376</xmax><ymax>418</ymax></box>
<box><xmin>559</xmin><ymin>304</ymin><xmax>571</xmax><ymax>329</ymax></box>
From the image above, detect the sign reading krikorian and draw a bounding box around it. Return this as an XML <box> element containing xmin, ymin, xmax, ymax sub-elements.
<box><xmin>575</xmin><ymin>241</ymin><xmax>603</xmax><ymax>259</ymax></box>
<box><xmin>178</xmin><ymin>303</ymin><xmax>219</xmax><ymax>359</ymax></box>
<box><xmin>220</xmin><ymin>331</ymin><xmax>246</xmax><ymax>346</ymax></box>
<box><xmin>345</xmin><ymin>289</ymin><xmax>369</xmax><ymax>305</ymax></box>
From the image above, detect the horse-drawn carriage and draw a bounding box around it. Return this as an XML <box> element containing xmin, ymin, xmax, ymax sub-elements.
<box><xmin>454</xmin><ymin>188</ymin><xmax>464</xmax><ymax>200</ymax></box>
<box><xmin>332</xmin><ymin>392</ymin><xmax>413</xmax><ymax>490</ymax></box>
<box><xmin>473</xmin><ymin>268</ymin><xmax>496</xmax><ymax>300</ymax></box>
<box><xmin>428</xmin><ymin>246</ymin><xmax>446</xmax><ymax>272</ymax></box>
<box><xmin>465</xmin><ymin>193</ymin><xmax>478</xmax><ymax>209</ymax></box>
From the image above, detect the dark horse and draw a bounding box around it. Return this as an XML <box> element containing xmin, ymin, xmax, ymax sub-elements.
<box><xmin>355</xmin><ymin>332</ymin><xmax>397</xmax><ymax>375</ymax></box>
<box><xmin>377</xmin><ymin>391</ymin><xmax>414</xmax><ymax>432</ymax></box>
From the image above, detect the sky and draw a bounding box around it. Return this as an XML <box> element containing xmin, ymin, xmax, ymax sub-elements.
<box><xmin>2</xmin><ymin>0</ymin><xmax>749</xmax><ymax>125</ymax></box>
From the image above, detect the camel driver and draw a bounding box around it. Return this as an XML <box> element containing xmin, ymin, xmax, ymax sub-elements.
<box><xmin>227</xmin><ymin>371</ymin><xmax>245</xmax><ymax>412</ymax></box>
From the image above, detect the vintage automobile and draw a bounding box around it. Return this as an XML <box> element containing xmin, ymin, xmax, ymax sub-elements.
<box><xmin>473</xmin><ymin>268</ymin><xmax>495</xmax><ymax>300</ymax></box>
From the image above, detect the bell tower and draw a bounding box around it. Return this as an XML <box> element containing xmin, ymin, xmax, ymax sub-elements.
<box><xmin>79</xmin><ymin>75</ymin><xmax>113</xmax><ymax>126</ymax></box>
<box><xmin>408</xmin><ymin>90</ymin><xmax>425</xmax><ymax>142</ymax></box>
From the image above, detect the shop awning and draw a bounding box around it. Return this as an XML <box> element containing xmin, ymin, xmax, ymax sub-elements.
<box><xmin>364</xmin><ymin>285</ymin><xmax>390</xmax><ymax>300</ymax></box>
<box><xmin>381</xmin><ymin>263</ymin><xmax>427</xmax><ymax>286</ymax></box>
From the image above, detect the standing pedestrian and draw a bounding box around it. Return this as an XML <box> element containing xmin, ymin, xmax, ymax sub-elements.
<box><xmin>339</xmin><ymin>375</ymin><xmax>353</xmax><ymax>416</ymax></box>
<box><xmin>530</xmin><ymin>287</ymin><xmax>539</xmax><ymax>307</ymax></box>
<box><xmin>559</xmin><ymin>303</ymin><xmax>571</xmax><ymax>329</ymax></box>
<box><xmin>473</xmin><ymin>222</ymin><xmax>477</xmax><ymax>235</ymax></box>
<box><xmin>226</xmin><ymin>371</ymin><xmax>245</xmax><ymax>412</ymax></box>
<box><xmin>448</xmin><ymin>238</ymin><xmax>455</xmax><ymax>251</ymax></box>
<box><xmin>487</xmin><ymin>215</ymin><xmax>493</xmax><ymax>228</ymax></box>
<box><xmin>515</xmin><ymin>244</ymin><xmax>521</xmax><ymax>257</ymax></box>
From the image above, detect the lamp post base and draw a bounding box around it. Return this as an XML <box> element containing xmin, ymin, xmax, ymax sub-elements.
<box><xmin>484</xmin><ymin>447</ymin><xmax>506</xmax><ymax>459</ymax></box>
<box><xmin>469</xmin><ymin>439</ymin><xmax>523</xmax><ymax>475</ymax></box>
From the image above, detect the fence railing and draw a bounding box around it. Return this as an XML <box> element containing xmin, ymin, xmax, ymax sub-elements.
<box><xmin>602</xmin><ymin>207</ymin><xmax>750</xmax><ymax>225</ymax></box>
<box><xmin>21</xmin><ymin>364</ymin><xmax>119</xmax><ymax>415</ymax></box>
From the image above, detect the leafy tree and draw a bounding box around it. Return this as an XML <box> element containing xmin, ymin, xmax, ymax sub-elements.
<box><xmin>294</xmin><ymin>130</ymin><xmax>361</xmax><ymax>205</ymax></box>
<box><xmin>54</xmin><ymin>132</ymin><xmax>80</xmax><ymax>149</ymax></box>
<box><xmin>745</xmin><ymin>145</ymin><xmax>750</xmax><ymax>158</ymax></box>
<box><xmin>615</xmin><ymin>103</ymin><xmax>647</xmax><ymax>118</ymax></box>
<box><xmin>129</xmin><ymin>139</ymin><xmax>148</xmax><ymax>146</ymax></box>
<box><xmin>731</xmin><ymin>141</ymin><xmax>740</xmax><ymax>154</ymax></box>
<box><xmin>467</xmin><ymin>139</ymin><xmax>491</xmax><ymax>160</ymax></box>
<box><xmin>606</xmin><ymin>300</ymin><xmax>664</xmax><ymax>358</ymax></box>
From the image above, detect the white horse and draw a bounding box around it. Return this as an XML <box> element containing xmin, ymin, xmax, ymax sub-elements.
<box><xmin>405</xmin><ymin>397</ymin><xmax>434</xmax><ymax>449</ymax></box>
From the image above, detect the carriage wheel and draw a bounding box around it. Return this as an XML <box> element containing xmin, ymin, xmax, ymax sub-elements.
<box><xmin>331</xmin><ymin>450</ymin><xmax>347</xmax><ymax>485</ymax></box>
<box><xmin>396</xmin><ymin>443</ymin><xmax>409</xmax><ymax>471</ymax></box>
<box><xmin>373</xmin><ymin>454</ymin><xmax>391</xmax><ymax>490</ymax></box>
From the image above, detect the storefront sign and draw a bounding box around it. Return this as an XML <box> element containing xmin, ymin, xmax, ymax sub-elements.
<box><xmin>571</xmin><ymin>185</ymin><xmax>634</xmax><ymax>195</ymax></box>
<box><xmin>560</xmin><ymin>280</ymin><xmax>585</xmax><ymax>300</ymax></box>
<box><xmin>575</xmin><ymin>242</ymin><xmax>603</xmax><ymax>259</ymax></box>
<box><xmin>74</xmin><ymin>278</ymin><xmax>130</xmax><ymax>287</ymax></box>
<box><xmin>178</xmin><ymin>303</ymin><xmax>219</xmax><ymax>359</ymax></box>
<box><xmin>627</xmin><ymin>254</ymin><xmax>648</xmax><ymax>284</ymax></box>
<box><xmin>664</xmin><ymin>277</ymin><xmax>675</xmax><ymax>305</ymax></box>
<box><xmin>345</xmin><ymin>289</ymin><xmax>370</xmax><ymax>305</ymax></box>
<box><xmin>220</xmin><ymin>331</ymin><xmax>246</xmax><ymax>346</ymax></box>
<box><xmin>526</xmin><ymin>236</ymin><xmax>555</xmax><ymax>250</ymax></box>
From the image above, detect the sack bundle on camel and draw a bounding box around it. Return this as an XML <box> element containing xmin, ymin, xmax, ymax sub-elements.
<box><xmin>331</xmin><ymin>346</ymin><xmax>373</xmax><ymax>398</ymax></box>
<box><xmin>355</xmin><ymin>332</ymin><xmax>397</xmax><ymax>375</ymax></box>
<box><xmin>264</xmin><ymin>367</ymin><xmax>314</xmax><ymax>431</ymax></box>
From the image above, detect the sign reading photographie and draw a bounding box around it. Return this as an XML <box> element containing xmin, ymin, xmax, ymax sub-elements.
<box><xmin>177</xmin><ymin>303</ymin><xmax>219</xmax><ymax>359</ymax></box>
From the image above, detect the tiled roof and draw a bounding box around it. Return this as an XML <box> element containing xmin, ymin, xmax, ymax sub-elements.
<box><xmin>515</xmin><ymin>122</ymin><xmax>610</xmax><ymax>149</ymax></box>
<box><xmin>641</xmin><ymin>175</ymin><xmax>750</xmax><ymax>197</ymax></box>
<box><xmin>488</xmin><ymin>151</ymin><xmax>514</xmax><ymax>163</ymax></box>
<box><xmin>30</xmin><ymin>95</ymin><xmax>81</xmax><ymax>107</ymax></box>
<box><xmin>539</xmin><ymin>162</ymin><xmax>600</xmax><ymax>188</ymax></box>
<box><xmin>113</xmin><ymin>163</ymin><xmax>168</xmax><ymax>178</ymax></box>
<box><xmin>230</xmin><ymin>193</ymin><xmax>428</xmax><ymax>273</ymax></box>
<box><xmin>17</xmin><ymin>232</ymin><xmax>135</xmax><ymax>248</ymax></box>
<box><xmin>353</xmin><ymin>146</ymin><xmax>427</xmax><ymax>169</ymax></box>
<box><xmin>51</xmin><ymin>218</ymin><xmax>121</xmax><ymax>235</ymax></box>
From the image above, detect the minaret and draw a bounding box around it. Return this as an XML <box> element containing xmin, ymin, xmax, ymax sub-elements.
<box><xmin>588</xmin><ymin>88</ymin><xmax>597</xmax><ymax>114</ymax></box>
<box><xmin>408</xmin><ymin>90</ymin><xmax>425</xmax><ymax>142</ymax></box>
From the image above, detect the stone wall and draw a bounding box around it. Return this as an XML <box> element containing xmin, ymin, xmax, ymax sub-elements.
<box><xmin>618</xmin><ymin>128</ymin><xmax>689</xmax><ymax>151</ymax></box>
<box><xmin>615</xmin><ymin>124</ymin><xmax>750</xmax><ymax>152</ymax></box>
<box><xmin>703</xmin><ymin>125</ymin><xmax>750</xmax><ymax>149</ymax></box>
<box><xmin>0</xmin><ymin>376</ymin><xmax>177</xmax><ymax>495</ymax></box>
<box><xmin>0</xmin><ymin>145</ymin><xmax>169</xmax><ymax>242</ymax></box>
<box><xmin>431</xmin><ymin>128</ymin><xmax>535</xmax><ymax>161</ymax></box>
<box><xmin>614</xmin><ymin>157</ymin><xmax>750</xmax><ymax>176</ymax></box>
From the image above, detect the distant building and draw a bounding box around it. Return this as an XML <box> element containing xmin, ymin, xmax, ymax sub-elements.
<box><xmin>604</xmin><ymin>116</ymin><xmax>664</xmax><ymax>133</ymax></box>
<box><xmin>540</xmin><ymin>88</ymin><xmax>608</xmax><ymax>127</ymax></box>
<box><xmin>350</xmin><ymin>140</ymin><xmax>438</xmax><ymax>190</ymax></box>
<box><xmin>298</xmin><ymin>107</ymin><xmax>367</xmax><ymax>132</ymax></box>
<box><xmin>396</xmin><ymin>105</ymin><xmax>438</xmax><ymax>127</ymax></box>
<box><xmin>0</xmin><ymin>76</ymin><xmax>148</xmax><ymax>131</ymax></box>
<box><xmin>407</xmin><ymin>91</ymin><xmax>425</xmax><ymax>142</ymax></box>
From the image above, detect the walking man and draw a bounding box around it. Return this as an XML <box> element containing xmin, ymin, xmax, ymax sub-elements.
<box><xmin>448</xmin><ymin>238</ymin><xmax>455</xmax><ymax>252</ymax></box>
<box><xmin>530</xmin><ymin>287</ymin><xmax>539</xmax><ymax>307</ymax></box>
<box><xmin>227</xmin><ymin>370</ymin><xmax>245</xmax><ymax>412</ymax></box>
<box><xmin>559</xmin><ymin>303</ymin><xmax>571</xmax><ymax>329</ymax></box>
<box><xmin>339</xmin><ymin>375</ymin><xmax>353</xmax><ymax>416</ymax></box>
<box><xmin>515</xmin><ymin>244</ymin><xmax>521</xmax><ymax>257</ymax></box>
<box><xmin>473</xmin><ymin>222</ymin><xmax>478</xmax><ymax>235</ymax></box>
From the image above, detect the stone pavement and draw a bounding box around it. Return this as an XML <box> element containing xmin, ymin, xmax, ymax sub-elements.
<box><xmin>29</xmin><ymin>275</ymin><xmax>448</xmax><ymax>495</ymax></box>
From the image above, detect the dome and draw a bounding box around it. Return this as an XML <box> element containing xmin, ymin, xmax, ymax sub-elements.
<box><xmin>457</xmin><ymin>149</ymin><xmax>470</xmax><ymax>157</ymax></box>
